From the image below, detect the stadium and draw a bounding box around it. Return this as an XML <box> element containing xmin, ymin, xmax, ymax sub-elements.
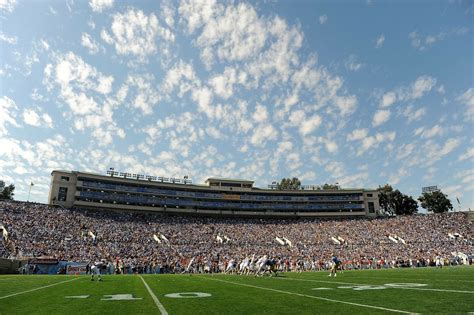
<box><xmin>1</xmin><ymin>171</ymin><xmax>473</xmax><ymax>313</ymax></box>
<box><xmin>48</xmin><ymin>170</ymin><xmax>380</xmax><ymax>217</ymax></box>
<box><xmin>1</xmin><ymin>0</ymin><xmax>473</xmax><ymax>314</ymax></box>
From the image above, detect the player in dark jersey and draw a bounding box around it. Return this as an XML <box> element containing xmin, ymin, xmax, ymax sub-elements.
<box><xmin>265</xmin><ymin>258</ymin><xmax>279</xmax><ymax>277</ymax></box>
<box><xmin>328</xmin><ymin>255</ymin><xmax>341</xmax><ymax>277</ymax></box>
<box><xmin>91</xmin><ymin>260</ymin><xmax>105</xmax><ymax>281</ymax></box>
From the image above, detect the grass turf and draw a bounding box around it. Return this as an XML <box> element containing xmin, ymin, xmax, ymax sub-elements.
<box><xmin>0</xmin><ymin>267</ymin><xmax>473</xmax><ymax>314</ymax></box>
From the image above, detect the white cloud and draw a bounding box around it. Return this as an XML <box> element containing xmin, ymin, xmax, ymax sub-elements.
<box><xmin>161</xmin><ymin>2</ymin><xmax>175</xmax><ymax>28</ymax></box>
<box><xmin>0</xmin><ymin>96</ymin><xmax>19</xmax><ymax>136</ymax></box>
<box><xmin>252</xmin><ymin>104</ymin><xmax>268</xmax><ymax>123</ymax></box>
<box><xmin>183</xmin><ymin>1</ymin><xmax>304</xmax><ymax>85</ymax></box>
<box><xmin>379</xmin><ymin>75</ymin><xmax>436</xmax><ymax>108</ymax></box>
<box><xmin>22</xmin><ymin>109</ymin><xmax>54</xmax><ymax>128</ymax></box>
<box><xmin>323</xmin><ymin>139</ymin><xmax>338</xmax><ymax>153</ymax></box>
<box><xmin>126</xmin><ymin>74</ymin><xmax>160</xmax><ymax>115</ymax></box>
<box><xmin>89</xmin><ymin>0</ymin><xmax>114</xmax><ymax>12</ymax></box>
<box><xmin>388</xmin><ymin>167</ymin><xmax>409</xmax><ymax>185</ymax></box>
<box><xmin>402</xmin><ymin>105</ymin><xmax>426</xmax><ymax>123</ymax></box>
<box><xmin>380</xmin><ymin>91</ymin><xmax>396</xmax><ymax>107</ymax></box>
<box><xmin>319</xmin><ymin>14</ymin><xmax>328</xmax><ymax>25</ymax></box>
<box><xmin>325</xmin><ymin>161</ymin><xmax>345</xmax><ymax>178</ymax></box>
<box><xmin>416</xmin><ymin>124</ymin><xmax>444</xmax><ymax>139</ymax></box>
<box><xmin>457</xmin><ymin>87</ymin><xmax>474</xmax><ymax>119</ymax></box>
<box><xmin>22</xmin><ymin>109</ymin><xmax>39</xmax><ymax>126</ymax></box>
<box><xmin>351</xmin><ymin>130</ymin><xmax>396</xmax><ymax>156</ymax></box>
<box><xmin>0</xmin><ymin>31</ymin><xmax>17</xmax><ymax>44</ymax></box>
<box><xmin>209</xmin><ymin>67</ymin><xmax>237</xmax><ymax>99</ymax></box>
<box><xmin>347</xmin><ymin>128</ymin><xmax>368</xmax><ymax>141</ymax></box>
<box><xmin>372</xmin><ymin>109</ymin><xmax>391</xmax><ymax>126</ymax></box>
<box><xmin>81</xmin><ymin>33</ymin><xmax>101</xmax><ymax>54</ymax></box>
<box><xmin>410</xmin><ymin>75</ymin><xmax>437</xmax><ymax>99</ymax></box>
<box><xmin>0</xmin><ymin>0</ymin><xmax>16</xmax><ymax>13</ymax></box>
<box><xmin>345</xmin><ymin>54</ymin><xmax>364</xmax><ymax>72</ymax></box>
<box><xmin>162</xmin><ymin>60</ymin><xmax>198</xmax><ymax>97</ymax></box>
<box><xmin>439</xmin><ymin>138</ymin><xmax>461</xmax><ymax>156</ymax></box>
<box><xmin>192</xmin><ymin>87</ymin><xmax>214</xmax><ymax>118</ymax></box>
<box><xmin>195</xmin><ymin>3</ymin><xmax>267</xmax><ymax>65</ymax></box>
<box><xmin>338</xmin><ymin>172</ymin><xmax>369</xmax><ymax>188</ymax></box>
<box><xmin>396</xmin><ymin>143</ymin><xmax>416</xmax><ymax>160</ymax></box>
<box><xmin>409</xmin><ymin>27</ymin><xmax>469</xmax><ymax>51</ymax></box>
<box><xmin>45</xmin><ymin>52</ymin><xmax>114</xmax><ymax>115</ymax></box>
<box><xmin>43</xmin><ymin>52</ymin><xmax>127</xmax><ymax>146</ymax></box>
<box><xmin>178</xmin><ymin>0</ymin><xmax>223</xmax><ymax>34</ymax></box>
<box><xmin>250</xmin><ymin>123</ymin><xmax>278</xmax><ymax>146</ymax></box>
<box><xmin>288</xmin><ymin>110</ymin><xmax>305</xmax><ymax>125</ymax></box>
<box><xmin>459</xmin><ymin>148</ymin><xmax>474</xmax><ymax>161</ymax></box>
<box><xmin>375</xmin><ymin>34</ymin><xmax>385</xmax><ymax>48</ymax></box>
<box><xmin>102</xmin><ymin>9</ymin><xmax>174</xmax><ymax>61</ymax></box>
<box><xmin>334</xmin><ymin>95</ymin><xmax>357</xmax><ymax>116</ymax></box>
<box><xmin>299</xmin><ymin>115</ymin><xmax>322</xmax><ymax>136</ymax></box>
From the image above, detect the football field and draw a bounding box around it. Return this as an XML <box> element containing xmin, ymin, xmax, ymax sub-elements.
<box><xmin>1</xmin><ymin>267</ymin><xmax>473</xmax><ymax>314</ymax></box>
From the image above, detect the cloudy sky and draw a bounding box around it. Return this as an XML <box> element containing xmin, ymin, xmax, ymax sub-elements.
<box><xmin>0</xmin><ymin>0</ymin><xmax>472</xmax><ymax>209</ymax></box>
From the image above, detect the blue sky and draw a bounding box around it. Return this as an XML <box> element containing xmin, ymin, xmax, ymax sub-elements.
<box><xmin>0</xmin><ymin>0</ymin><xmax>472</xmax><ymax>210</ymax></box>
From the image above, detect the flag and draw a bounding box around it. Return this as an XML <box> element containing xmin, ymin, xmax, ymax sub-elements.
<box><xmin>160</xmin><ymin>234</ymin><xmax>169</xmax><ymax>242</ymax></box>
<box><xmin>275</xmin><ymin>237</ymin><xmax>285</xmax><ymax>245</ymax></box>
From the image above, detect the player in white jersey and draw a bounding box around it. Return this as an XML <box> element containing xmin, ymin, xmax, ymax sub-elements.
<box><xmin>435</xmin><ymin>255</ymin><xmax>443</xmax><ymax>268</ymax></box>
<box><xmin>90</xmin><ymin>261</ymin><xmax>104</xmax><ymax>281</ymax></box>
<box><xmin>239</xmin><ymin>257</ymin><xmax>250</xmax><ymax>275</ymax></box>
<box><xmin>225</xmin><ymin>259</ymin><xmax>237</xmax><ymax>274</ymax></box>
<box><xmin>183</xmin><ymin>257</ymin><xmax>196</xmax><ymax>274</ymax></box>
<box><xmin>255</xmin><ymin>255</ymin><xmax>268</xmax><ymax>276</ymax></box>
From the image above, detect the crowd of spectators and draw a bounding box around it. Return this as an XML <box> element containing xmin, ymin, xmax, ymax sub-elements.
<box><xmin>1</xmin><ymin>201</ymin><xmax>472</xmax><ymax>273</ymax></box>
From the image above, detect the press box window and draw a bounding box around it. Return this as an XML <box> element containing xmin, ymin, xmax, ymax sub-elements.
<box><xmin>58</xmin><ymin>187</ymin><xmax>68</xmax><ymax>202</ymax></box>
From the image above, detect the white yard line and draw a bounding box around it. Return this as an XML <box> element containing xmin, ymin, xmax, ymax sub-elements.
<box><xmin>200</xmin><ymin>276</ymin><xmax>418</xmax><ymax>315</ymax></box>
<box><xmin>275</xmin><ymin>277</ymin><xmax>474</xmax><ymax>294</ymax></box>
<box><xmin>138</xmin><ymin>275</ymin><xmax>168</xmax><ymax>315</ymax></box>
<box><xmin>0</xmin><ymin>277</ymin><xmax>81</xmax><ymax>299</ymax></box>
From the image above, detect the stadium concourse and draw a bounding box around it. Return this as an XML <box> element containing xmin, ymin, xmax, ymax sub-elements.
<box><xmin>0</xmin><ymin>200</ymin><xmax>472</xmax><ymax>274</ymax></box>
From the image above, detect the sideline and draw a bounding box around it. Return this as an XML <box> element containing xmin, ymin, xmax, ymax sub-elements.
<box><xmin>138</xmin><ymin>275</ymin><xmax>168</xmax><ymax>315</ymax></box>
<box><xmin>199</xmin><ymin>276</ymin><xmax>418</xmax><ymax>314</ymax></box>
<box><xmin>0</xmin><ymin>277</ymin><xmax>81</xmax><ymax>300</ymax></box>
<box><xmin>274</xmin><ymin>276</ymin><xmax>474</xmax><ymax>294</ymax></box>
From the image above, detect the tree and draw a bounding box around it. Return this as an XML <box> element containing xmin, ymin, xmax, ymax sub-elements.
<box><xmin>377</xmin><ymin>184</ymin><xmax>418</xmax><ymax>215</ymax></box>
<box><xmin>391</xmin><ymin>190</ymin><xmax>418</xmax><ymax>215</ymax></box>
<box><xmin>0</xmin><ymin>183</ymin><xmax>15</xmax><ymax>200</ymax></box>
<box><xmin>321</xmin><ymin>183</ymin><xmax>340</xmax><ymax>190</ymax></box>
<box><xmin>277</xmin><ymin>177</ymin><xmax>301</xmax><ymax>190</ymax></box>
<box><xmin>418</xmin><ymin>190</ymin><xmax>453</xmax><ymax>213</ymax></box>
<box><xmin>377</xmin><ymin>184</ymin><xmax>395</xmax><ymax>215</ymax></box>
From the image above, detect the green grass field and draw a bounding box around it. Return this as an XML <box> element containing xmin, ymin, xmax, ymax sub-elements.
<box><xmin>1</xmin><ymin>267</ymin><xmax>473</xmax><ymax>314</ymax></box>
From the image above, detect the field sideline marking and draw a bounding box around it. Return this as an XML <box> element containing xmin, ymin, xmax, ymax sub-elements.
<box><xmin>0</xmin><ymin>277</ymin><xmax>81</xmax><ymax>300</ymax></box>
<box><xmin>199</xmin><ymin>276</ymin><xmax>418</xmax><ymax>314</ymax></box>
<box><xmin>274</xmin><ymin>277</ymin><xmax>474</xmax><ymax>294</ymax></box>
<box><xmin>138</xmin><ymin>275</ymin><xmax>168</xmax><ymax>315</ymax></box>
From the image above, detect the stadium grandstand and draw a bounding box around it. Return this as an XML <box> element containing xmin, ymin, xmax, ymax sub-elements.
<box><xmin>1</xmin><ymin>200</ymin><xmax>472</xmax><ymax>274</ymax></box>
<box><xmin>48</xmin><ymin>170</ymin><xmax>380</xmax><ymax>218</ymax></box>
